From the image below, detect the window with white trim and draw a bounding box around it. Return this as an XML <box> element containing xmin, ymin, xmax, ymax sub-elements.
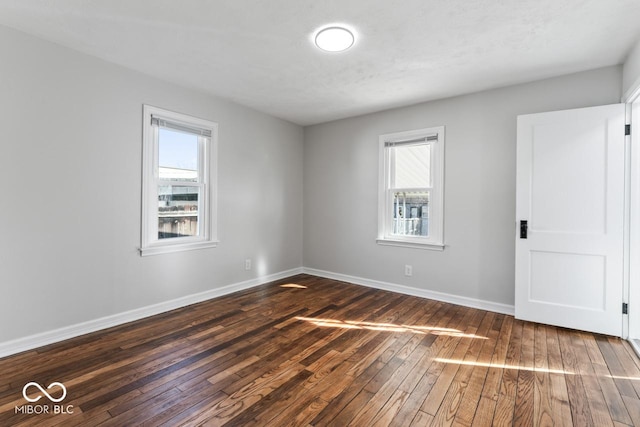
<box><xmin>140</xmin><ymin>105</ymin><xmax>218</xmax><ymax>256</ymax></box>
<box><xmin>377</xmin><ymin>126</ymin><xmax>445</xmax><ymax>250</ymax></box>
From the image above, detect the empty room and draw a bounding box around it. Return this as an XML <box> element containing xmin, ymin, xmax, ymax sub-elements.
<box><xmin>3</xmin><ymin>1</ymin><xmax>640</xmax><ymax>425</ymax></box>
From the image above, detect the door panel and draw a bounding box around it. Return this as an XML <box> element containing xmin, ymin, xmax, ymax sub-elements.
<box><xmin>515</xmin><ymin>103</ymin><xmax>625</xmax><ymax>336</ymax></box>
<box><xmin>529</xmin><ymin>251</ymin><xmax>605</xmax><ymax>310</ymax></box>
<box><xmin>531</xmin><ymin>119</ymin><xmax>607</xmax><ymax>233</ymax></box>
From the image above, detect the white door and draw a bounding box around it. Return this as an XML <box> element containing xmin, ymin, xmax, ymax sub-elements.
<box><xmin>515</xmin><ymin>104</ymin><xmax>626</xmax><ymax>336</ymax></box>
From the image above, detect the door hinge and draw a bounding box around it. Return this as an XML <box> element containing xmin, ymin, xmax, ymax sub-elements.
<box><xmin>623</xmin><ymin>302</ymin><xmax>629</xmax><ymax>314</ymax></box>
<box><xmin>626</xmin><ymin>124</ymin><xmax>631</xmax><ymax>136</ymax></box>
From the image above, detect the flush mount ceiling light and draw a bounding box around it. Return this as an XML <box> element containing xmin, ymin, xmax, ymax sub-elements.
<box><xmin>314</xmin><ymin>26</ymin><xmax>355</xmax><ymax>52</ymax></box>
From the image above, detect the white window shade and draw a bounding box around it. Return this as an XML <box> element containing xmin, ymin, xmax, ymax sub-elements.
<box><xmin>391</xmin><ymin>144</ymin><xmax>431</xmax><ymax>188</ymax></box>
<box><xmin>151</xmin><ymin>116</ymin><xmax>212</xmax><ymax>138</ymax></box>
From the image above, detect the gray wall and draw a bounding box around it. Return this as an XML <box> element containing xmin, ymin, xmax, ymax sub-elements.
<box><xmin>303</xmin><ymin>66</ymin><xmax>622</xmax><ymax>306</ymax></box>
<box><xmin>624</xmin><ymin>38</ymin><xmax>640</xmax><ymax>97</ymax></box>
<box><xmin>0</xmin><ymin>25</ymin><xmax>304</xmax><ymax>343</ymax></box>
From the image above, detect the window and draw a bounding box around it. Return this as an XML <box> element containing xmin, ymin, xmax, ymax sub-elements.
<box><xmin>377</xmin><ymin>126</ymin><xmax>445</xmax><ymax>249</ymax></box>
<box><xmin>140</xmin><ymin>105</ymin><xmax>218</xmax><ymax>256</ymax></box>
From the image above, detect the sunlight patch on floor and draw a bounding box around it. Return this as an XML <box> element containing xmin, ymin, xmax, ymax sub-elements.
<box><xmin>607</xmin><ymin>374</ymin><xmax>640</xmax><ymax>381</ymax></box>
<box><xmin>432</xmin><ymin>359</ymin><xmax>640</xmax><ymax>381</ymax></box>
<box><xmin>433</xmin><ymin>358</ymin><xmax>574</xmax><ymax>375</ymax></box>
<box><xmin>295</xmin><ymin>317</ymin><xmax>487</xmax><ymax>339</ymax></box>
<box><xmin>280</xmin><ymin>284</ymin><xmax>307</xmax><ymax>289</ymax></box>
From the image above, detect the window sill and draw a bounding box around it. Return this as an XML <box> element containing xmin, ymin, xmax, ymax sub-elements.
<box><xmin>139</xmin><ymin>240</ymin><xmax>219</xmax><ymax>257</ymax></box>
<box><xmin>376</xmin><ymin>238</ymin><xmax>445</xmax><ymax>251</ymax></box>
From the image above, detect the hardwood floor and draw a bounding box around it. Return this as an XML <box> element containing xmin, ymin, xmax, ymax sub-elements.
<box><xmin>1</xmin><ymin>274</ymin><xmax>640</xmax><ymax>426</ymax></box>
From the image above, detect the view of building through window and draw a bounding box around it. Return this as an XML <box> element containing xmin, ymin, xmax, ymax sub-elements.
<box><xmin>157</xmin><ymin>128</ymin><xmax>200</xmax><ymax>239</ymax></box>
<box><xmin>393</xmin><ymin>190</ymin><xmax>429</xmax><ymax>236</ymax></box>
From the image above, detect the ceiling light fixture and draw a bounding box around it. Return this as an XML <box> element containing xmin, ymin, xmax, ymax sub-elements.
<box><xmin>314</xmin><ymin>26</ymin><xmax>355</xmax><ymax>52</ymax></box>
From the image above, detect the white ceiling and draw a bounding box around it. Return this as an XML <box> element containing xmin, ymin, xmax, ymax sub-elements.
<box><xmin>1</xmin><ymin>1</ymin><xmax>639</xmax><ymax>125</ymax></box>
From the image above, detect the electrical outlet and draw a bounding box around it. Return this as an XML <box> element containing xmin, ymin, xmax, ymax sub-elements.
<box><xmin>245</xmin><ymin>259</ymin><xmax>252</xmax><ymax>270</ymax></box>
<box><xmin>404</xmin><ymin>265</ymin><xmax>412</xmax><ymax>277</ymax></box>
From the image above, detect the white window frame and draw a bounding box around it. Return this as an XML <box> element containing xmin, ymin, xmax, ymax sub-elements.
<box><xmin>140</xmin><ymin>105</ymin><xmax>218</xmax><ymax>256</ymax></box>
<box><xmin>377</xmin><ymin>126</ymin><xmax>445</xmax><ymax>250</ymax></box>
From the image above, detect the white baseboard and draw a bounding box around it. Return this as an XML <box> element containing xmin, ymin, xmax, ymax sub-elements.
<box><xmin>302</xmin><ymin>267</ymin><xmax>515</xmax><ymax>316</ymax></box>
<box><xmin>629</xmin><ymin>339</ymin><xmax>640</xmax><ymax>360</ymax></box>
<box><xmin>0</xmin><ymin>267</ymin><xmax>303</xmax><ymax>359</ymax></box>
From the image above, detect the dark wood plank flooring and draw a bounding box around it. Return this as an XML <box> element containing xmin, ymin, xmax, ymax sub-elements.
<box><xmin>1</xmin><ymin>274</ymin><xmax>640</xmax><ymax>426</ymax></box>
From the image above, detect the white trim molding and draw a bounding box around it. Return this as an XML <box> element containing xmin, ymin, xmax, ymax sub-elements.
<box><xmin>0</xmin><ymin>267</ymin><xmax>303</xmax><ymax>359</ymax></box>
<box><xmin>375</xmin><ymin>239</ymin><xmax>445</xmax><ymax>251</ymax></box>
<box><xmin>629</xmin><ymin>339</ymin><xmax>640</xmax><ymax>360</ymax></box>
<box><xmin>302</xmin><ymin>267</ymin><xmax>515</xmax><ymax>316</ymax></box>
<box><xmin>627</xmin><ymin>87</ymin><xmax>640</xmax><ymax>342</ymax></box>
